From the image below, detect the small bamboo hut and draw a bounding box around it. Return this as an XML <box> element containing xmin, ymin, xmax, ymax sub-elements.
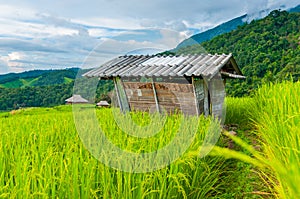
<box><xmin>65</xmin><ymin>94</ymin><xmax>89</xmax><ymax>104</ymax></box>
<box><xmin>83</xmin><ymin>54</ymin><xmax>245</xmax><ymax>117</ymax></box>
<box><xmin>97</xmin><ymin>100</ymin><xmax>110</xmax><ymax>107</ymax></box>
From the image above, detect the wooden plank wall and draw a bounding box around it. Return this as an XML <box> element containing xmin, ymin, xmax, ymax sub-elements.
<box><xmin>123</xmin><ymin>82</ymin><xmax>156</xmax><ymax>112</ymax></box>
<box><xmin>123</xmin><ymin>82</ymin><xmax>197</xmax><ymax>115</ymax></box>
<box><xmin>156</xmin><ymin>82</ymin><xmax>197</xmax><ymax>115</ymax></box>
<box><xmin>208</xmin><ymin>74</ymin><xmax>225</xmax><ymax>119</ymax></box>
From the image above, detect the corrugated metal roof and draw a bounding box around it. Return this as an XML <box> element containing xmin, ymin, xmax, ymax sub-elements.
<box><xmin>83</xmin><ymin>54</ymin><xmax>244</xmax><ymax>79</ymax></box>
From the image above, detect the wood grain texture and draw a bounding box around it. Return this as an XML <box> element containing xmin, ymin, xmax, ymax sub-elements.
<box><xmin>123</xmin><ymin>82</ymin><xmax>198</xmax><ymax>115</ymax></box>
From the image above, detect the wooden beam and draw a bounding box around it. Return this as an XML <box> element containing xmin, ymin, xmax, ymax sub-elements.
<box><xmin>191</xmin><ymin>77</ymin><xmax>200</xmax><ymax>116</ymax></box>
<box><xmin>229</xmin><ymin>57</ymin><xmax>244</xmax><ymax>76</ymax></box>
<box><xmin>203</xmin><ymin>78</ymin><xmax>210</xmax><ymax>116</ymax></box>
<box><xmin>151</xmin><ymin>79</ymin><xmax>160</xmax><ymax>113</ymax></box>
<box><xmin>221</xmin><ymin>71</ymin><xmax>246</xmax><ymax>79</ymax></box>
<box><xmin>208</xmin><ymin>74</ymin><xmax>226</xmax><ymax>120</ymax></box>
<box><xmin>113</xmin><ymin>77</ymin><xmax>123</xmax><ymax>111</ymax></box>
<box><xmin>113</xmin><ymin>77</ymin><xmax>130</xmax><ymax>112</ymax></box>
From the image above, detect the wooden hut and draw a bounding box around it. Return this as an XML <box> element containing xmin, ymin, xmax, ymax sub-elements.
<box><xmin>65</xmin><ymin>94</ymin><xmax>89</xmax><ymax>104</ymax></box>
<box><xmin>83</xmin><ymin>54</ymin><xmax>245</xmax><ymax>117</ymax></box>
<box><xmin>97</xmin><ymin>100</ymin><xmax>110</xmax><ymax>107</ymax></box>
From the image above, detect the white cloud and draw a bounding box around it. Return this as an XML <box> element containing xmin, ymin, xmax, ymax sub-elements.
<box><xmin>0</xmin><ymin>0</ymin><xmax>298</xmax><ymax>74</ymax></box>
<box><xmin>0</xmin><ymin>4</ymin><xmax>36</xmax><ymax>19</ymax></box>
<box><xmin>88</xmin><ymin>28</ymin><xmax>120</xmax><ymax>38</ymax></box>
<box><xmin>267</xmin><ymin>0</ymin><xmax>299</xmax><ymax>10</ymax></box>
<box><xmin>158</xmin><ymin>29</ymin><xmax>188</xmax><ymax>49</ymax></box>
<box><xmin>0</xmin><ymin>52</ymin><xmax>26</xmax><ymax>72</ymax></box>
<box><xmin>0</xmin><ymin>19</ymin><xmax>78</xmax><ymax>38</ymax></box>
<box><xmin>74</xmin><ymin>17</ymin><xmax>142</xmax><ymax>30</ymax></box>
<box><xmin>79</xmin><ymin>29</ymin><xmax>188</xmax><ymax>69</ymax></box>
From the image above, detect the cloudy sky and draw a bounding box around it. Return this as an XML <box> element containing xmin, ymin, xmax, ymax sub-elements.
<box><xmin>0</xmin><ymin>0</ymin><xmax>298</xmax><ymax>74</ymax></box>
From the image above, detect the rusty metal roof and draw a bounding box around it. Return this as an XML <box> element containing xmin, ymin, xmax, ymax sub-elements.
<box><xmin>83</xmin><ymin>54</ymin><xmax>244</xmax><ymax>79</ymax></box>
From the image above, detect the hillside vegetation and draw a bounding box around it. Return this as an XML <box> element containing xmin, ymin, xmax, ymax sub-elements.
<box><xmin>0</xmin><ymin>69</ymin><xmax>113</xmax><ymax>110</ymax></box>
<box><xmin>177</xmin><ymin>4</ymin><xmax>300</xmax><ymax>49</ymax></box>
<box><xmin>177</xmin><ymin>10</ymin><xmax>300</xmax><ymax>96</ymax></box>
<box><xmin>0</xmin><ymin>68</ymin><xmax>80</xmax><ymax>88</ymax></box>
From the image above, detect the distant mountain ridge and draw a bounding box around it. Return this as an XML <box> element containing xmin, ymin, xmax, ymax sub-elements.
<box><xmin>176</xmin><ymin>14</ymin><xmax>247</xmax><ymax>49</ymax></box>
<box><xmin>289</xmin><ymin>4</ymin><xmax>300</xmax><ymax>13</ymax></box>
<box><xmin>177</xmin><ymin>4</ymin><xmax>300</xmax><ymax>49</ymax></box>
<box><xmin>0</xmin><ymin>68</ymin><xmax>86</xmax><ymax>88</ymax></box>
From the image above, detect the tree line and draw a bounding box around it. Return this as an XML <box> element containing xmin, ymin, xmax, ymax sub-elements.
<box><xmin>0</xmin><ymin>79</ymin><xmax>114</xmax><ymax>111</ymax></box>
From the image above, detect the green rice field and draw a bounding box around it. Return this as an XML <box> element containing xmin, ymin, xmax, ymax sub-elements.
<box><xmin>0</xmin><ymin>81</ymin><xmax>299</xmax><ymax>198</ymax></box>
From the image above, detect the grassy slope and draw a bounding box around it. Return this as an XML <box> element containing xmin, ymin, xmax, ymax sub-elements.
<box><xmin>0</xmin><ymin>79</ymin><xmax>24</xmax><ymax>88</ymax></box>
<box><xmin>0</xmin><ymin>77</ymin><xmax>43</xmax><ymax>88</ymax></box>
<box><xmin>64</xmin><ymin>77</ymin><xmax>74</xmax><ymax>83</ymax></box>
<box><xmin>1</xmin><ymin>77</ymin><xmax>40</xmax><ymax>88</ymax></box>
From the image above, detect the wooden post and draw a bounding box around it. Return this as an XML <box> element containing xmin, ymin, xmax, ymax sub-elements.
<box><xmin>203</xmin><ymin>78</ymin><xmax>210</xmax><ymax>116</ymax></box>
<box><xmin>113</xmin><ymin>77</ymin><xmax>123</xmax><ymax>111</ymax></box>
<box><xmin>191</xmin><ymin>77</ymin><xmax>200</xmax><ymax>116</ymax></box>
<box><xmin>151</xmin><ymin>78</ymin><xmax>160</xmax><ymax>113</ymax></box>
<box><xmin>113</xmin><ymin>77</ymin><xmax>130</xmax><ymax>112</ymax></box>
<box><xmin>208</xmin><ymin>73</ymin><xmax>225</xmax><ymax>119</ymax></box>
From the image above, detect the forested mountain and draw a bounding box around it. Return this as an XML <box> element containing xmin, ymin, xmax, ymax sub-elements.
<box><xmin>0</xmin><ymin>83</ymin><xmax>74</xmax><ymax>110</ymax></box>
<box><xmin>176</xmin><ymin>10</ymin><xmax>300</xmax><ymax>96</ymax></box>
<box><xmin>289</xmin><ymin>5</ymin><xmax>300</xmax><ymax>13</ymax></box>
<box><xmin>0</xmin><ymin>68</ymin><xmax>114</xmax><ymax>110</ymax></box>
<box><xmin>0</xmin><ymin>68</ymin><xmax>81</xmax><ymax>88</ymax></box>
<box><xmin>177</xmin><ymin>4</ymin><xmax>299</xmax><ymax>50</ymax></box>
<box><xmin>176</xmin><ymin>14</ymin><xmax>246</xmax><ymax>49</ymax></box>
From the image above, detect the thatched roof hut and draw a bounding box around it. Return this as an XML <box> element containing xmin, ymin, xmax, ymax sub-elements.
<box><xmin>96</xmin><ymin>100</ymin><xmax>110</xmax><ymax>107</ymax></box>
<box><xmin>65</xmin><ymin>95</ymin><xmax>89</xmax><ymax>104</ymax></box>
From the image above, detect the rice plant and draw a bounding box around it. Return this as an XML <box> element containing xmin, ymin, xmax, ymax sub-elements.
<box><xmin>211</xmin><ymin>81</ymin><xmax>300</xmax><ymax>199</ymax></box>
<box><xmin>225</xmin><ymin>97</ymin><xmax>255</xmax><ymax>128</ymax></box>
<box><xmin>0</xmin><ymin>105</ymin><xmax>255</xmax><ymax>198</ymax></box>
<box><xmin>251</xmin><ymin>81</ymin><xmax>300</xmax><ymax>199</ymax></box>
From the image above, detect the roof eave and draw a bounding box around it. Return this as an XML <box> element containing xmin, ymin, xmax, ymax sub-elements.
<box><xmin>229</xmin><ymin>56</ymin><xmax>244</xmax><ymax>76</ymax></box>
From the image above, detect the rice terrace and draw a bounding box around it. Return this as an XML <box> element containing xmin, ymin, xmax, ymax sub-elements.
<box><xmin>1</xmin><ymin>82</ymin><xmax>299</xmax><ymax>198</ymax></box>
<box><xmin>0</xmin><ymin>3</ymin><xmax>300</xmax><ymax>199</ymax></box>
